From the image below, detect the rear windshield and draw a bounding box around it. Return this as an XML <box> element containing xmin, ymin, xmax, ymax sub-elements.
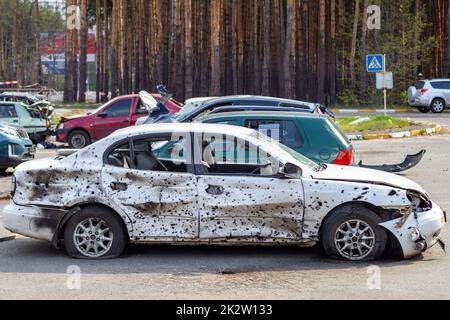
<box><xmin>414</xmin><ymin>81</ymin><xmax>426</xmax><ymax>90</ymax></box>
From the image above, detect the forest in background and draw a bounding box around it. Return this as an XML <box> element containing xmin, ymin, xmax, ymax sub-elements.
<box><xmin>1</xmin><ymin>0</ymin><xmax>450</xmax><ymax>107</ymax></box>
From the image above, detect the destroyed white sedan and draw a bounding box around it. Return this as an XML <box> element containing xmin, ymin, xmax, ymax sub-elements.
<box><xmin>3</xmin><ymin>123</ymin><xmax>446</xmax><ymax>261</ymax></box>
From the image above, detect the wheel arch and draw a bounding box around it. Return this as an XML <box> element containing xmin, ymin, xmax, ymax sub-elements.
<box><xmin>53</xmin><ymin>202</ymin><xmax>130</xmax><ymax>248</ymax></box>
<box><xmin>67</xmin><ymin>127</ymin><xmax>92</xmax><ymax>144</ymax></box>
<box><xmin>318</xmin><ymin>201</ymin><xmax>388</xmax><ymax>238</ymax></box>
<box><xmin>317</xmin><ymin>200</ymin><xmax>402</xmax><ymax>257</ymax></box>
<box><xmin>430</xmin><ymin>96</ymin><xmax>447</xmax><ymax>106</ymax></box>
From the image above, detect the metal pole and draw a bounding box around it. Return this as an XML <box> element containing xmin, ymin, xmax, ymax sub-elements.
<box><xmin>383</xmin><ymin>54</ymin><xmax>387</xmax><ymax>116</ymax></box>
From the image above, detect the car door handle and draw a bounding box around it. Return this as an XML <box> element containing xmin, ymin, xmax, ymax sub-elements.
<box><xmin>110</xmin><ymin>182</ymin><xmax>128</xmax><ymax>191</ymax></box>
<box><xmin>206</xmin><ymin>185</ymin><xmax>224</xmax><ymax>195</ymax></box>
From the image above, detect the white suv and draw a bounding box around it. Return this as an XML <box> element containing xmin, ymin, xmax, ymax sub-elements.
<box><xmin>408</xmin><ymin>79</ymin><xmax>450</xmax><ymax>113</ymax></box>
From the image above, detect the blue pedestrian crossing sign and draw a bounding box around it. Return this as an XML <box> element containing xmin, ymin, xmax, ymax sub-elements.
<box><xmin>367</xmin><ymin>54</ymin><xmax>384</xmax><ymax>72</ymax></box>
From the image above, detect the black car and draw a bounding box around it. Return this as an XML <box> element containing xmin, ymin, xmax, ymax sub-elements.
<box><xmin>142</xmin><ymin>95</ymin><xmax>335</xmax><ymax>125</ymax></box>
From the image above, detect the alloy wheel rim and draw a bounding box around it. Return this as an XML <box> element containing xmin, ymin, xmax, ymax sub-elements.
<box><xmin>73</xmin><ymin>218</ymin><xmax>114</xmax><ymax>258</ymax></box>
<box><xmin>334</xmin><ymin>219</ymin><xmax>375</xmax><ymax>261</ymax></box>
<box><xmin>433</xmin><ymin>101</ymin><xmax>444</xmax><ymax>112</ymax></box>
<box><xmin>71</xmin><ymin>135</ymin><xmax>86</xmax><ymax>149</ymax></box>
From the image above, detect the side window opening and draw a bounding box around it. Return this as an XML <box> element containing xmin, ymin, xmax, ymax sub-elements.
<box><xmin>107</xmin><ymin>136</ymin><xmax>190</xmax><ymax>173</ymax></box>
<box><xmin>107</xmin><ymin>142</ymin><xmax>131</xmax><ymax>168</ymax></box>
<box><xmin>196</xmin><ymin>133</ymin><xmax>279</xmax><ymax>176</ymax></box>
<box><xmin>245</xmin><ymin>119</ymin><xmax>304</xmax><ymax>149</ymax></box>
<box><xmin>0</xmin><ymin>104</ymin><xmax>17</xmax><ymax>118</ymax></box>
<box><xmin>136</xmin><ymin>99</ymin><xmax>149</xmax><ymax>115</ymax></box>
<box><xmin>104</xmin><ymin>99</ymin><xmax>132</xmax><ymax>118</ymax></box>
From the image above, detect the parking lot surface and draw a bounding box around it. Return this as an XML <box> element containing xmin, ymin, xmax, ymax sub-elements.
<box><xmin>0</xmin><ymin>132</ymin><xmax>449</xmax><ymax>300</ymax></box>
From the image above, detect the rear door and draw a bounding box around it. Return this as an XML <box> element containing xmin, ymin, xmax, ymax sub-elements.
<box><xmin>102</xmin><ymin>133</ymin><xmax>199</xmax><ymax>240</ymax></box>
<box><xmin>442</xmin><ymin>81</ymin><xmax>450</xmax><ymax>105</ymax></box>
<box><xmin>94</xmin><ymin>98</ymin><xmax>133</xmax><ymax>140</ymax></box>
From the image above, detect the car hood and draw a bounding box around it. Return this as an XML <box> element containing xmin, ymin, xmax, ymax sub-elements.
<box><xmin>312</xmin><ymin>164</ymin><xmax>428</xmax><ymax>196</ymax></box>
<box><xmin>61</xmin><ymin>114</ymin><xmax>91</xmax><ymax>122</ymax></box>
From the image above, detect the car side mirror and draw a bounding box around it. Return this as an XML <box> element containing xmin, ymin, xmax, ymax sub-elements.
<box><xmin>280</xmin><ymin>163</ymin><xmax>302</xmax><ymax>179</ymax></box>
<box><xmin>98</xmin><ymin>113</ymin><xmax>108</xmax><ymax>118</ymax></box>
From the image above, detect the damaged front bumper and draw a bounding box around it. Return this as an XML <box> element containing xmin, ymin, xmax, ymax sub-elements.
<box><xmin>3</xmin><ymin>203</ymin><xmax>66</xmax><ymax>242</ymax></box>
<box><xmin>380</xmin><ymin>201</ymin><xmax>447</xmax><ymax>259</ymax></box>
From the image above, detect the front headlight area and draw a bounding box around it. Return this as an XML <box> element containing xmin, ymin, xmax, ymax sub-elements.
<box><xmin>7</xmin><ymin>143</ymin><xmax>25</xmax><ymax>159</ymax></box>
<box><xmin>407</xmin><ymin>190</ymin><xmax>432</xmax><ymax>212</ymax></box>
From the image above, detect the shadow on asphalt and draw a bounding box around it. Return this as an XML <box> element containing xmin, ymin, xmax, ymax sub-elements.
<box><xmin>0</xmin><ymin>238</ymin><xmax>422</xmax><ymax>275</ymax></box>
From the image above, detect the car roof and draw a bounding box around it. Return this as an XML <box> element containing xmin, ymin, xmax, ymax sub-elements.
<box><xmin>423</xmin><ymin>79</ymin><xmax>450</xmax><ymax>82</ymax></box>
<box><xmin>197</xmin><ymin>111</ymin><xmax>327</xmax><ymax>121</ymax></box>
<box><xmin>111</xmin><ymin>122</ymin><xmax>255</xmax><ymax>138</ymax></box>
<box><xmin>203</xmin><ymin>95</ymin><xmax>317</xmax><ymax>107</ymax></box>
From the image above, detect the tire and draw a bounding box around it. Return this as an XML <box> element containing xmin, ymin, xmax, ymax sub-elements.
<box><xmin>321</xmin><ymin>206</ymin><xmax>387</xmax><ymax>261</ymax></box>
<box><xmin>430</xmin><ymin>98</ymin><xmax>446</xmax><ymax>113</ymax></box>
<box><xmin>30</xmin><ymin>133</ymin><xmax>45</xmax><ymax>145</ymax></box>
<box><xmin>64</xmin><ymin>206</ymin><xmax>127</xmax><ymax>259</ymax></box>
<box><xmin>418</xmin><ymin>106</ymin><xmax>430</xmax><ymax>113</ymax></box>
<box><xmin>68</xmin><ymin>130</ymin><xmax>91</xmax><ymax>149</ymax></box>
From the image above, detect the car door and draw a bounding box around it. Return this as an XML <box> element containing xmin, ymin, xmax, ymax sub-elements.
<box><xmin>94</xmin><ymin>98</ymin><xmax>133</xmax><ymax>140</ymax></box>
<box><xmin>443</xmin><ymin>81</ymin><xmax>450</xmax><ymax>105</ymax></box>
<box><xmin>101</xmin><ymin>133</ymin><xmax>199</xmax><ymax>240</ymax></box>
<box><xmin>194</xmin><ymin>132</ymin><xmax>305</xmax><ymax>242</ymax></box>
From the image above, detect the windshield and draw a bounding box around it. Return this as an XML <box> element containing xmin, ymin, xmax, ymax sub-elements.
<box><xmin>249</xmin><ymin>131</ymin><xmax>320</xmax><ymax>171</ymax></box>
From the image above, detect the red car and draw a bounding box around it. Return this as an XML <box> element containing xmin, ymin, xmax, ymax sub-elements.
<box><xmin>56</xmin><ymin>94</ymin><xmax>182</xmax><ymax>148</ymax></box>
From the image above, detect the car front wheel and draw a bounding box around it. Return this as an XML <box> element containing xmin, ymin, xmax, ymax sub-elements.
<box><xmin>64</xmin><ymin>206</ymin><xmax>127</xmax><ymax>259</ymax></box>
<box><xmin>68</xmin><ymin>130</ymin><xmax>91</xmax><ymax>149</ymax></box>
<box><xmin>430</xmin><ymin>98</ymin><xmax>446</xmax><ymax>113</ymax></box>
<box><xmin>321</xmin><ymin>206</ymin><xmax>387</xmax><ymax>261</ymax></box>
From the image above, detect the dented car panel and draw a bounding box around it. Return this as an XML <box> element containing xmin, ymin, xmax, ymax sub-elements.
<box><xmin>380</xmin><ymin>201</ymin><xmax>446</xmax><ymax>258</ymax></box>
<box><xmin>2</xmin><ymin>123</ymin><xmax>446</xmax><ymax>260</ymax></box>
<box><xmin>102</xmin><ymin>168</ymin><xmax>199</xmax><ymax>240</ymax></box>
<box><xmin>302</xmin><ymin>178</ymin><xmax>409</xmax><ymax>240</ymax></box>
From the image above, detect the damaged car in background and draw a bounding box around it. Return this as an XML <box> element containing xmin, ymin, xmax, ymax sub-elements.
<box><xmin>2</xmin><ymin>123</ymin><xmax>446</xmax><ymax>261</ymax></box>
<box><xmin>0</xmin><ymin>122</ymin><xmax>35</xmax><ymax>174</ymax></box>
<box><xmin>138</xmin><ymin>90</ymin><xmax>426</xmax><ymax>173</ymax></box>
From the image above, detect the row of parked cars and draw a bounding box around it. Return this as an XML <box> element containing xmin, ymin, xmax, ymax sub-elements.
<box><xmin>2</xmin><ymin>87</ymin><xmax>447</xmax><ymax>262</ymax></box>
<box><xmin>0</xmin><ymin>93</ymin><xmax>56</xmax><ymax>173</ymax></box>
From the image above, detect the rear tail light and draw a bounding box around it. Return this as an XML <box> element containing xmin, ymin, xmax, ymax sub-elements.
<box><xmin>420</xmin><ymin>89</ymin><xmax>428</xmax><ymax>95</ymax></box>
<box><xmin>333</xmin><ymin>149</ymin><xmax>353</xmax><ymax>165</ymax></box>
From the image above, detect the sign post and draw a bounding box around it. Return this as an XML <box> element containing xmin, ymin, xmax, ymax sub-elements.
<box><xmin>367</xmin><ymin>54</ymin><xmax>393</xmax><ymax>116</ymax></box>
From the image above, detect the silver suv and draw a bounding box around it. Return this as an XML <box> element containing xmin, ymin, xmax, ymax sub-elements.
<box><xmin>408</xmin><ymin>79</ymin><xmax>450</xmax><ymax>113</ymax></box>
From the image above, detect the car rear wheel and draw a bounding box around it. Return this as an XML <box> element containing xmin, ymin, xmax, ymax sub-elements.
<box><xmin>64</xmin><ymin>206</ymin><xmax>127</xmax><ymax>259</ymax></box>
<box><xmin>321</xmin><ymin>206</ymin><xmax>387</xmax><ymax>261</ymax></box>
<box><xmin>430</xmin><ymin>98</ymin><xmax>446</xmax><ymax>113</ymax></box>
<box><xmin>68</xmin><ymin>130</ymin><xmax>91</xmax><ymax>149</ymax></box>
<box><xmin>418</xmin><ymin>106</ymin><xmax>430</xmax><ymax>113</ymax></box>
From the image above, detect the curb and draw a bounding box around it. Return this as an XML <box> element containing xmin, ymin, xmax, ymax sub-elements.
<box><xmin>347</xmin><ymin>125</ymin><xmax>442</xmax><ymax>141</ymax></box>
<box><xmin>333</xmin><ymin>109</ymin><xmax>412</xmax><ymax>114</ymax></box>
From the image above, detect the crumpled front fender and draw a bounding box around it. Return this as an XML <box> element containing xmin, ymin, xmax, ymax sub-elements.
<box><xmin>380</xmin><ymin>201</ymin><xmax>446</xmax><ymax>258</ymax></box>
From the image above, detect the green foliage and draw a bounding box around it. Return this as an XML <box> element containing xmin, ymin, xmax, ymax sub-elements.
<box><xmin>335</xmin><ymin>116</ymin><xmax>411</xmax><ymax>133</ymax></box>
<box><xmin>337</xmin><ymin>0</ymin><xmax>437</xmax><ymax>108</ymax></box>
